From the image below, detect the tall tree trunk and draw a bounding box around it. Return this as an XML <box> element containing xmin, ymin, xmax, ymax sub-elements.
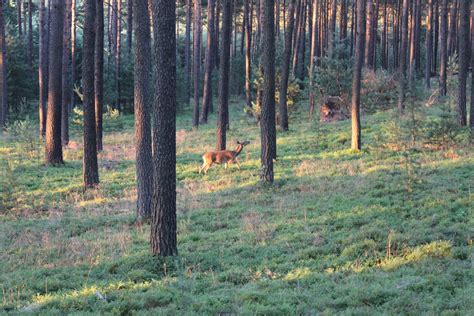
<box><xmin>150</xmin><ymin>0</ymin><xmax>177</xmax><ymax>257</ymax></box>
<box><xmin>95</xmin><ymin>0</ymin><xmax>104</xmax><ymax>151</ymax></box>
<box><xmin>447</xmin><ymin>2</ymin><xmax>457</xmax><ymax>57</ymax></box>
<box><xmin>45</xmin><ymin>0</ymin><xmax>64</xmax><ymax>165</ymax></box>
<box><xmin>0</xmin><ymin>0</ymin><xmax>7</xmax><ymax>127</ymax></box>
<box><xmin>71</xmin><ymin>0</ymin><xmax>77</xmax><ymax>109</ymax></box>
<box><xmin>27</xmin><ymin>0</ymin><xmax>33</xmax><ymax>67</ymax></box>
<box><xmin>340</xmin><ymin>0</ymin><xmax>348</xmax><ymax>41</ymax></box>
<box><xmin>309</xmin><ymin>0</ymin><xmax>318</xmax><ymax>117</ymax></box>
<box><xmin>184</xmin><ymin>0</ymin><xmax>191</xmax><ymax>106</ymax></box>
<box><xmin>372</xmin><ymin>0</ymin><xmax>379</xmax><ymax>68</ymax></box>
<box><xmin>127</xmin><ymin>0</ymin><xmax>133</xmax><ymax>54</ymax></box>
<box><xmin>115</xmin><ymin>0</ymin><xmax>122</xmax><ymax>110</ymax></box>
<box><xmin>329</xmin><ymin>0</ymin><xmax>337</xmax><ymax>52</ymax></box>
<box><xmin>365</xmin><ymin>0</ymin><xmax>374</xmax><ymax>68</ymax></box>
<box><xmin>200</xmin><ymin>0</ymin><xmax>215</xmax><ymax>124</ymax></box>
<box><xmin>134</xmin><ymin>0</ymin><xmax>153</xmax><ymax>221</ymax></box>
<box><xmin>83</xmin><ymin>0</ymin><xmax>99</xmax><ymax>187</ymax></box>
<box><xmin>39</xmin><ymin>0</ymin><xmax>48</xmax><ymax>137</ymax></box>
<box><xmin>456</xmin><ymin>0</ymin><xmax>469</xmax><ymax>126</ymax></box>
<box><xmin>296</xmin><ymin>0</ymin><xmax>306</xmax><ymax>81</ymax></box>
<box><xmin>275</xmin><ymin>0</ymin><xmax>280</xmax><ymax>39</ymax></box>
<box><xmin>352</xmin><ymin>0</ymin><xmax>366</xmax><ymax>151</ymax></box>
<box><xmin>381</xmin><ymin>0</ymin><xmax>387</xmax><ymax>69</ymax></box>
<box><xmin>17</xmin><ymin>0</ymin><xmax>23</xmax><ymax>37</ymax></box>
<box><xmin>397</xmin><ymin>0</ymin><xmax>409</xmax><ymax>113</ymax></box>
<box><xmin>425</xmin><ymin>0</ymin><xmax>433</xmax><ymax>89</ymax></box>
<box><xmin>439</xmin><ymin>0</ymin><xmax>448</xmax><ymax>96</ymax></box>
<box><xmin>470</xmin><ymin>5</ymin><xmax>474</xmax><ymax>129</ymax></box>
<box><xmin>215</xmin><ymin>0</ymin><xmax>220</xmax><ymax>70</ymax></box>
<box><xmin>245</xmin><ymin>0</ymin><xmax>253</xmax><ymax>110</ymax></box>
<box><xmin>193</xmin><ymin>0</ymin><xmax>202</xmax><ymax>128</ymax></box>
<box><xmin>216</xmin><ymin>0</ymin><xmax>231</xmax><ymax>150</ymax></box>
<box><xmin>260</xmin><ymin>0</ymin><xmax>276</xmax><ymax>183</ymax></box>
<box><xmin>279</xmin><ymin>0</ymin><xmax>296</xmax><ymax>131</ymax></box>
<box><xmin>433</xmin><ymin>0</ymin><xmax>439</xmax><ymax>74</ymax></box>
<box><xmin>61</xmin><ymin>0</ymin><xmax>72</xmax><ymax>146</ymax></box>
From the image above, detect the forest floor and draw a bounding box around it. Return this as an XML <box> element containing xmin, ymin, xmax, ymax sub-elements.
<box><xmin>0</xmin><ymin>96</ymin><xmax>473</xmax><ymax>314</ymax></box>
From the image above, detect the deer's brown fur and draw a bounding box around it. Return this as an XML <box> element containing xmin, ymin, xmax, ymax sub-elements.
<box><xmin>199</xmin><ymin>141</ymin><xmax>250</xmax><ymax>174</ymax></box>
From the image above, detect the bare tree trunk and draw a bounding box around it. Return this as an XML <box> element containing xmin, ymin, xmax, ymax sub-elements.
<box><xmin>397</xmin><ymin>0</ymin><xmax>409</xmax><ymax>113</ymax></box>
<box><xmin>127</xmin><ymin>0</ymin><xmax>133</xmax><ymax>55</ymax></box>
<box><xmin>352</xmin><ymin>0</ymin><xmax>366</xmax><ymax>151</ymax></box>
<box><xmin>447</xmin><ymin>2</ymin><xmax>457</xmax><ymax>57</ymax></box>
<box><xmin>134</xmin><ymin>0</ymin><xmax>153</xmax><ymax>221</ymax></box>
<box><xmin>456</xmin><ymin>0</ymin><xmax>469</xmax><ymax>126</ymax></box>
<box><xmin>439</xmin><ymin>0</ymin><xmax>448</xmax><ymax>96</ymax></box>
<box><xmin>260</xmin><ymin>0</ymin><xmax>276</xmax><ymax>182</ymax></box>
<box><xmin>433</xmin><ymin>0</ymin><xmax>439</xmax><ymax>74</ymax></box>
<box><xmin>193</xmin><ymin>0</ymin><xmax>202</xmax><ymax>128</ymax></box>
<box><xmin>61</xmin><ymin>0</ymin><xmax>72</xmax><ymax>146</ymax></box>
<box><xmin>95</xmin><ymin>0</ymin><xmax>105</xmax><ymax>151</ymax></box>
<box><xmin>70</xmin><ymin>0</ymin><xmax>77</xmax><ymax>109</ymax></box>
<box><xmin>381</xmin><ymin>0</ymin><xmax>387</xmax><ymax>69</ymax></box>
<box><xmin>471</xmin><ymin>6</ymin><xmax>474</xmax><ymax>129</ymax></box>
<box><xmin>309</xmin><ymin>0</ymin><xmax>318</xmax><ymax>117</ymax></box>
<box><xmin>200</xmin><ymin>0</ymin><xmax>215</xmax><ymax>123</ymax></box>
<box><xmin>39</xmin><ymin>0</ymin><xmax>48</xmax><ymax>136</ymax></box>
<box><xmin>115</xmin><ymin>0</ymin><xmax>122</xmax><ymax>110</ymax></box>
<box><xmin>17</xmin><ymin>0</ymin><xmax>23</xmax><ymax>37</ymax></box>
<box><xmin>27</xmin><ymin>0</ymin><xmax>33</xmax><ymax>67</ymax></box>
<box><xmin>280</xmin><ymin>0</ymin><xmax>296</xmax><ymax>131</ymax></box>
<box><xmin>45</xmin><ymin>0</ymin><xmax>64</xmax><ymax>165</ymax></box>
<box><xmin>216</xmin><ymin>0</ymin><xmax>231</xmax><ymax>151</ymax></box>
<box><xmin>425</xmin><ymin>0</ymin><xmax>433</xmax><ymax>89</ymax></box>
<box><xmin>245</xmin><ymin>0</ymin><xmax>253</xmax><ymax>110</ymax></box>
<box><xmin>83</xmin><ymin>0</ymin><xmax>99</xmax><ymax>187</ymax></box>
<box><xmin>0</xmin><ymin>0</ymin><xmax>7</xmax><ymax>127</ymax></box>
<box><xmin>185</xmin><ymin>0</ymin><xmax>191</xmax><ymax>106</ymax></box>
<box><xmin>365</xmin><ymin>0</ymin><xmax>374</xmax><ymax>68</ymax></box>
<box><xmin>150</xmin><ymin>0</ymin><xmax>177</xmax><ymax>257</ymax></box>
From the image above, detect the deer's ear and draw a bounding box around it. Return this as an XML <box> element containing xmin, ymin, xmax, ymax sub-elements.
<box><xmin>236</xmin><ymin>141</ymin><xmax>241</xmax><ymax>145</ymax></box>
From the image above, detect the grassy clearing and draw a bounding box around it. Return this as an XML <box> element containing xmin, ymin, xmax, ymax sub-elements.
<box><xmin>0</xmin><ymin>97</ymin><xmax>473</xmax><ymax>314</ymax></box>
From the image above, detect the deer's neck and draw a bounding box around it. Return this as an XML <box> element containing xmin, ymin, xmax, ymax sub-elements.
<box><xmin>234</xmin><ymin>145</ymin><xmax>244</xmax><ymax>156</ymax></box>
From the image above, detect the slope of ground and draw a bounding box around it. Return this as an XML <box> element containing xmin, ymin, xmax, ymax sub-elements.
<box><xmin>0</xmin><ymin>98</ymin><xmax>473</xmax><ymax>314</ymax></box>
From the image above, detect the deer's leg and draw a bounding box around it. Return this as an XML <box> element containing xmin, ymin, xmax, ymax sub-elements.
<box><xmin>224</xmin><ymin>162</ymin><xmax>228</xmax><ymax>170</ymax></box>
<box><xmin>204</xmin><ymin>162</ymin><xmax>212</xmax><ymax>174</ymax></box>
<box><xmin>199</xmin><ymin>163</ymin><xmax>206</xmax><ymax>174</ymax></box>
<box><xmin>236</xmin><ymin>159</ymin><xmax>241</xmax><ymax>170</ymax></box>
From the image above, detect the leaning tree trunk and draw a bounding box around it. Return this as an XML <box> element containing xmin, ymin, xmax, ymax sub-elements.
<box><xmin>352</xmin><ymin>0</ymin><xmax>366</xmax><ymax>151</ymax></box>
<box><xmin>150</xmin><ymin>0</ymin><xmax>178</xmax><ymax>257</ymax></box>
<box><xmin>397</xmin><ymin>0</ymin><xmax>409</xmax><ymax>113</ymax></box>
<box><xmin>260</xmin><ymin>0</ymin><xmax>276</xmax><ymax>183</ymax></box>
<box><xmin>134</xmin><ymin>0</ymin><xmax>153</xmax><ymax>221</ymax></box>
<box><xmin>45</xmin><ymin>0</ymin><xmax>64</xmax><ymax>165</ymax></box>
<box><xmin>61</xmin><ymin>0</ymin><xmax>72</xmax><ymax>146</ymax></box>
<box><xmin>83</xmin><ymin>0</ymin><xmax>99</xmax><ymax>188</ymax></box>
<box><xmin>216</xmin><ymin>0</ymin><xmax>231</xmax><ymax>151</ymax></box>
<box><xmin>95</xmin><ymin>0</ymin><xmax>104</xmax><ymax>151</ymax></box>
<box><xmin>200</xmin><ymin>0</ymin><xmax>215</xmax><ymax>124</ymax></box>
<box><xmin>279</xmin><ymin>0</ymin><xmax>296</xmax><ymax>131</ymax></box>
<box><xmin>439</xmin><ymin>0</ymin><xmax>448</xmax><ymax>96</ymax></box>
<box><xmin>456</xmin><ymin>0</ymin><xmax>469</xmax><ymax>126</ymax></box>
<box><xmin>0</xmin><ymin>0</ymin><xmax>7</xmax><ymax>128</ymax></box>
<box><xmin>39</xmin><ymin>0</ymin><xmax>48</xmax><ymax>137</ymax></box>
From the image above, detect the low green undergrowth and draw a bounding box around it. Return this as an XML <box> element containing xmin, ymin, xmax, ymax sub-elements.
<box><xmin>0</xmin><ymin>96</ymin><xmax>473</xmax><ymax>314</ymax></box>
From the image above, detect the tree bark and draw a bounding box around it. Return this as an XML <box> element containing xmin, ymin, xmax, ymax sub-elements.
<box><xmin>115</xmin><ymin>0</ymin><xmax>122</xmax><ymax>110</ymax></box>
<box><xmin>309</xmin><ymin>0</ymin><xmax>318</xmax><ymax>117</ymax></box>
<box><xmin>83</xmin><ymin>0</ymin><xmax>99</xmax><ymax>187</ymax></box>
<box><xmin>0</xmin><ymin>0</ymin><xmax>7</xmax><ymax>127</ymax></box>
<box><xmin>457</xmin><ymin>0</ymin><xmax>469</xmax><ymax>126</ymax></box>
<box><xmin>439</xmin><ymin>0</ymin><xmax>448</xmax><ymax>96</ymax></box>
<box><xmin>245</xmin><ymin>0</ymin><xmax>253</xmax><ymax>110</ymax></box>
<box><xmin>216</xmin><ymin>0</ymin><xmax>231</xmax><ymax>151</ymax></box>
<box><xmin>365</xmin><ymin>0</ymin><xmax>374</xmax><ymax>68</ymax></box>
<box><xmin>200</xmin><ymin>0</ymin><xmax>215</xmax><ymax>124</ymax></box>
<box><xmin>95</xmin><ymin>0</ymin><xmax>105</xmax><ymax>151</ymax></box>
<box><xmin>134</xmin><ymin>0</ymin><xmax>153</xmax><ymax>221</ymax></box>
<box><xmin>39</xmin><ymin>0</ymin><xmax>48</xmax><ymax>137</ymax></box>
<box><xmin>17</xmin><ymin>0</ymin><xmax>23</xmax><ymax>37</ymax></box>
<box><xmin>425</xmin><ymin>0</ymin><xmax>433</xmax><ymax>89</ymax></box>
<box><xmin>71</xmin><ymin>0</ymin><xmax>77</xmax><ymax>109</ymax></box>
<box><xmin>61</xmin><ymin>0</ymin><xmax>72</xmax><ymax>146</ymax></box>
<box><xmin>397</xmin><ymin>0</ymin><xmax>409</xmax><ymax>113</ymax></box>
<box><xmin>471</xmin><ymin>6</ymin><xmax>474</xmax><ymax>129</ymax></box>
<box><xmin>260</xmin><ymin>0</ymin><xmax>276</xmax><ymax>183</ymax></box>
<box><xmin>150</xmin><ymin>0</ymin><xmax>177</xmax><ymax>257</ymax></box>
<box><xmin>193</xmin><ymin>0</ymin><xmax>202</xmax><ymax>128</ymax></box>
<box><xmin>185</xmin><ymin>0</ymin><xmax>191</xmax><ymax>106</ymax></box>
<box><xmin>27</xmin><ymin>0</ymin><xmax>33</xmax><ymax>67</ymax></box>
<box><xmin>352</xmin><ymin>0</ymin><xmax>366</xmax><ymax>151</ymax></box>
<box><xmin>45</xmin><ymin>0</ymin><xmax>64</xmax><ymax>165</ymax></box>
<box><xmin>279</xmin><ymin>0</ymin><xmax>296</xmax><ymax>131</ymax></box>
<box><xmin>447</xmin><ymin>2</ymin><xmax>457</xmax><ymax>57</ymax></box>
<box><xmin>127</xmin><ymin>0</ymin><xmax>133</xmax><ymax>54</ymax></box>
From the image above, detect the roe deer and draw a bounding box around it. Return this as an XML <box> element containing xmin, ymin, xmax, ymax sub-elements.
<box><xmin>199</xmin><ymin>141</ymin><xmax>250</xmax><ymax>174</ymax></box>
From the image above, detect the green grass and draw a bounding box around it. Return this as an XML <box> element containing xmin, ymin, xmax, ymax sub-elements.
<box><xmin>0</xmin><ymin>98</ymin><xmax>473</xmax><ymax>315</ymax></box>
